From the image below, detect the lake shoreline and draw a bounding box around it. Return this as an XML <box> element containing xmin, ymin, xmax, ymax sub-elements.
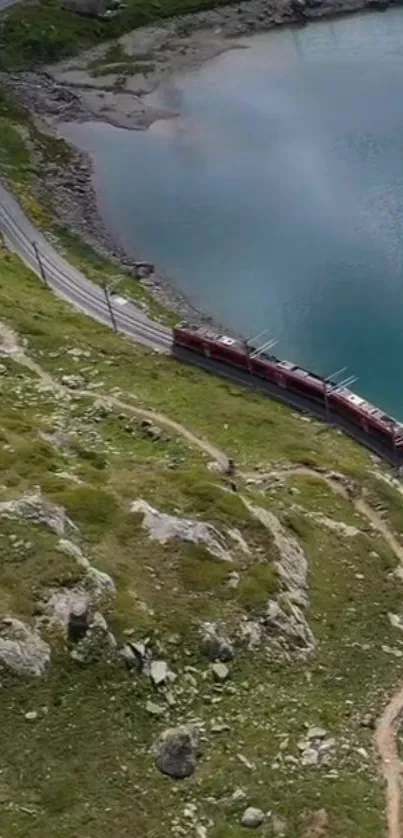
<box><xmin>2</xmin><ymin>0</ymin><xmax>400</xmax><ymax>323</ymax></box>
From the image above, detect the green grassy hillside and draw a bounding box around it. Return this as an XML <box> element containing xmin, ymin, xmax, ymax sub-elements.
<box><xmin>0</xmin><ymin>0</ymin><xmax>233</xmax><ymax>70</ymax></box>
<box><xmin>1</xmin><ymin>239</ymin><xmax>403</xmax><ymax>837</ymax></box>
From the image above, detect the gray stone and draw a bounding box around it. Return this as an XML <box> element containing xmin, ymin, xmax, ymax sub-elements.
<box><xmin>41</xmin><ymin>587</ymin><xmax>90</xmax><ymax>637</ymax></box>
<box><xmin>61</xmin><ymin>374</ymin><xmax>85</xmax><ymax>389</ymax></box>
<box><xmin>200</xmin><ymin>622</ymin><xmax>234</xmax><ymax>662</ymax></box>
<box><xmin>0</xmin><ymin>618</ymin><xmax>51</xmax><ymax>677</ymax></box>
<box><xmin>241</xmin><ymin>807</ymin><xmax>265</xmax><ymax>828</ymax></box>
<box><xmin>131</xmin><ymin>499</ymin><xmax>232</xmax><ymax>561</ymax></box>
<box><xmin>84</xmin><ymin>565</ymin><xmax>116</xmax><ymax>601</ymax></box>
<box><xmin>25</xmin><ymin>710</ymin><xmax>38</xmax><ymax>721</ymax></box>
<box><xmin>307</xmin><ymin>726</ymin><xmax>327</xmax><ymax>740</ymax></box>
<box><xmin>67</xmin><ymin>347</ymin><xmax>90</xmax><ymax>358</ymax></box>
<box><xmin>146</xmin><ymin>700</ymin><xmax>166</xmax><ymax>716</ymax></box>
<box><xmin>211</xmin><ymin>662</ymin><xmax>229</xmax><ymax>681</ymax></box>
<box><xmin>150</xmin><ymin>659</ymin><xmax>169</xmax><ymax>686</ymax></box>
<box><xmin>154</xmin><ymin>725</ymin><xmax>199</xmax><ymax>779</ymax></box>
<box><xmin>301</xmin><ymin>747</ymin><xmax>319</xmax><ymax>766</ymax></box>
<box><xmin>232</xmin><ymin>788</ymin><xmax>247</xmax><ymax>803</ymax></box>
<box><xmin>70</xmin><ymin>612</ymin><xmax>116</xmax><ymax>664</ymax></box>
<box><xmin>0</xmin><ymin>491</ymin><xmax>75</xmax><ymax>536</ymax></box>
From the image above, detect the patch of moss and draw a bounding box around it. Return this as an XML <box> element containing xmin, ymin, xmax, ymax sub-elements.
<box><xmin>236</xmin><ymin>561</ymin><xmax>278</xmax><ymax>610</ymax></box>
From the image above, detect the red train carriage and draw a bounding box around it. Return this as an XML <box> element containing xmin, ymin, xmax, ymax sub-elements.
<box><xmin>173</xmin><ymin>322</ymin><xmax>403</xmax><ymax>453</ymax></box>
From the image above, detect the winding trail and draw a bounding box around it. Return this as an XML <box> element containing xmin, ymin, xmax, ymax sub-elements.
<box><xmin>375</xmin><ymin>689</ymin><xmax>403</xmax><ymax>838</ymax></box>
<box><xmin>0</xmin><ymin>321</ymin><xmax>229</xmax><ymax>468</ymax></box>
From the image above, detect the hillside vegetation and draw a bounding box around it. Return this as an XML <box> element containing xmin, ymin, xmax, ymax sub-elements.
<box><xmin>1</xmin><ymin>238</ymin><xmax>403</xmax><ymax>837</ymax></box>
<box><xmin>0</xmin><ymin>0</ymin><xmax>231</xmax><ymax>70</ymax></box>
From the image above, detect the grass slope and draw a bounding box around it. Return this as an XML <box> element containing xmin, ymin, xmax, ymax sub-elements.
<box><xmin>1</xmin><ymin>243</ymin><xmax>403</xmax><ymax>837</ymax></box>
<box><xmin>0</xmin><ymin>0</ymin><xmax>232</xmax><ymax>70</ymax></box>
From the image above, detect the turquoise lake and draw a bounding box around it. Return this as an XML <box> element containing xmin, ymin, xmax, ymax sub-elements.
<box><xmin>62</xmin><ymin>9</ymin><xmax>403</xmax><ymax>418</ymax></box>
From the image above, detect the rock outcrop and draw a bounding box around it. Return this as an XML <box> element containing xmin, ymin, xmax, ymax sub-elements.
<box><xmin>0</xmin><ymin>618</ymin><xmax>51</xmax><ymax>677</ymax></box>
<box><xmin>242</xmin><ymin>502</ymin><xmax>315</xmax><ymax>657</ymax></box>
<box><xmin>0</xmin><ymin>491</ymin><xmax>76</xmax><ymax>536</ymax></box>
<box><xmin>131</xmin><ymin>499</ymin><xmax>232</xmax><ymax>561</ymax></box>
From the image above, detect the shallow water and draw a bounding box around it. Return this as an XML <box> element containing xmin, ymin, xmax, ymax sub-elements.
<box><xmin>62</xmin><ymin>9</ymin><xmax>403</xmax><ymax>417</ymax></box>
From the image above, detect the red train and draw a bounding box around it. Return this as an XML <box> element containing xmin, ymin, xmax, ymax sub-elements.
<box><xmin>173</xmin><ymin>322</ymin><xmax>403</xmax><ymax>452</ymax></box>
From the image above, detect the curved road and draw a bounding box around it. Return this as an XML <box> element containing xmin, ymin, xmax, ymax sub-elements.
<box><xmin>0</xmin><ymin>182</ymin><xmax>172</xmax><ymax>353</ymax></box>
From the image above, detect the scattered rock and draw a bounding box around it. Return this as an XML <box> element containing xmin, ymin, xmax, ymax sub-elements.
<box><xmin>241</xmin><ymin>807</ymin><xmax>265</xmax><ymax>828</ymax></box>
<box><xmin>0</xmin><ymin>618</ymin><xmax>51</xmax><ymax>677</ymax></box>
<box><xmin>237</xmin><ymin>753</ymin><xmax>256</xmax><ymax>771</ymax></box>
<box><xmin>211</xmin><ymin>722</ymin><xmax>230</xmax><ymax>733</ymax></box>
<box><xmin>154</xmin><ymin>724</ymin><xmax>199</xmax><ymax>779</ymax></box>
<box><xmin>146</xmin><ymin>700</ymin><xmax>166</xmax><ymax>717</ymax></box>
<box><xmin>24</xmin><ymin>710</ymin><xmax>38</xmax><ymax>721</ymax></box>
<box><xmin>61</xmin><ymin>374</ymin><xmax>85</xmax><ymax>389</ymax></box>
<box><xmin>228</xmin><ymin>570</ymin><xmax>240</xmax><ymax>589</ymax></box>
<box><xmin>0</xmin><ymin>491</ymin><xmax>76</xmax><ymax>536</ymax></box>
<box><xmin>300</xmin><ymin>747</ymin><xmax>319</xmax><ymax>766</ymax></box>
<box><xmin>307</xmin><ymin>726</ymin><xmax>327</xmax><ymax>740</ymax></box>
<box><xmin>211</xmin><ymin>662</ymin><xmax>230</xmax><ymax>681</ymax></box>
<box><xmin>150</xmin><ymin>659</ymin><xmax>170</xmax><ymax>686</ymax></box>
<box><xmin>139</xmin><ymin>418</ymin><xmax>164</xmax><ymax>441</ymax></box>
<box><xmin>70</xmin><ymin>612</ymin><xmax>116</xmax><ymax>664</ymax></box>
<box><xmin>200</xmin><ymin>621</ymin><xmax>234</xmax><ymax>662</ymax></box>
<box><xmin>131</xmin><ymin>499</ymin><xmax>232</xmax><ymax>561</ymax></box>
<box><xmin>232</xmin><ymin>788</ymin><xmax>247</xmax><ymax>803</ymax></box>
<box><xmin>303</xmin><ymin>511</ymin><xmax>360</xmax><ymax>538</ymax></box>
<box><xmin>67</xmin><ymin>347</ymin><xmax>90</xmax><ymax>358</ymax></box>
<box><xmin>120</xmin><ymin>643</ymin><xmax>141</xmax><ymax>670</ymax></box>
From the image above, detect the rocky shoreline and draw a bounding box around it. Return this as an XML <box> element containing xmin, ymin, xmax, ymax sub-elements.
<box><xmin>1</xmin><ymin>0</ymin><xmax>400</xmax><ymax>320</ymax></box>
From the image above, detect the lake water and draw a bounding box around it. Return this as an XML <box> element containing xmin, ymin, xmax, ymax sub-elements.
<box><xmin>62</xmin><ymin>9</ymin><xmax>403</xmax><ymax>418</ymax></box>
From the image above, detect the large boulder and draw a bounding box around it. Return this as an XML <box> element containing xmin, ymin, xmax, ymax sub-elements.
<box><xmin>154</xmin><ymin>725</ymin><xmax>200</xmax><ymax>779</ymax></box>
<box><xmin>0</xmin><ymin>618</ymin><xmax>51</xmax><ymax>677</ymax></box>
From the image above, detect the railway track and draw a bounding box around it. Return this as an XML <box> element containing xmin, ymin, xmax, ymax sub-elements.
<box><xmin>0</xmin><ymin>179</ymin><xmax>401</xmax><ymax>468</ymax></box>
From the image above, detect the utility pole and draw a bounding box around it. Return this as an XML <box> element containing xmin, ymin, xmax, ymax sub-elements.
<box><xmin>32</xmin><ymin>241</ymin><xmax>47</xmax><ymax>284</ymax></box>
<box><xmin>103</xmin><ymin>283</ymin><xmax>117</xmax><ymax>332</ymax></box>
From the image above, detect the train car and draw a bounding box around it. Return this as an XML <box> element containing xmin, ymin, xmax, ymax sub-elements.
<box><xmin>329</xmin><ymin>387</ymin><xmax>403</xmax><ymax>446</ymax></box>
<box><xmin>172</xmin><ymin>322</ymin><xmax>403</xmax><ymax>458</ymax></box>
<box><xmin>173</xmin><ymin>323</ymin><xmax>250</xmax><ymax>371</ymax></box>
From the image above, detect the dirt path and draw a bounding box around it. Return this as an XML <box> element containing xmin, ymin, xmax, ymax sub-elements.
<box><xmin>375</xmin><ymin>688</ymin><xmax>403</xmax><ymax>838</ymax></box>
<box><xmin>0</xmin><ymin>322</ymin><xmax>229</xmax><ymax>469</ymax></box>
<box><xmin>245</xmin><ymin>464</ymin><xmax>403</xmax><ymax>568</ymax></box>
<box><xmin>82</xmin><ymin>389</ymin><xmax>229</xmax><ymax>468</ymax></box>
